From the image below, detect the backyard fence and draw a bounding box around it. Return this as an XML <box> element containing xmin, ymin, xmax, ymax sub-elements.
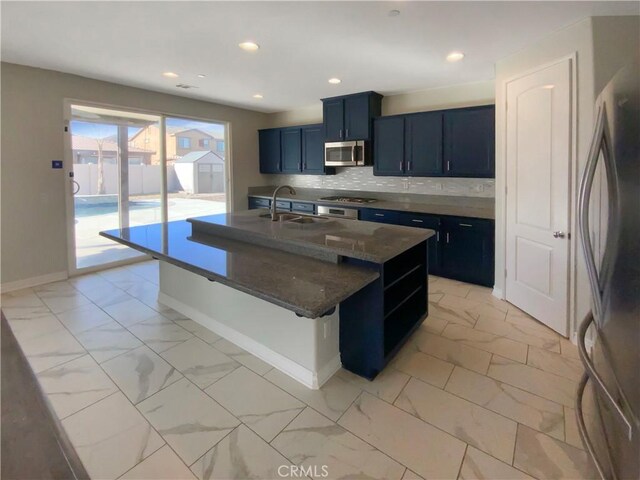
<box><xmin>73</xmin><ymin>164</ymin><xmax>183</xmax><ymax>195</ymax></box>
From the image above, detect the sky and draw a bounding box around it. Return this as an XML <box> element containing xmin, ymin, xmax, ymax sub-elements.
<box><xmin>71</xmin><ymin>117</ymin><xmax>225</xmax><ymax>140</ymax></box>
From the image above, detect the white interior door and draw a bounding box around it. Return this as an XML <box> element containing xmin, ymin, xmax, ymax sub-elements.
<box><xmin>505</xmin><ymin>59</ymin><xmax>572</xmax><ymax>336</ymax></box>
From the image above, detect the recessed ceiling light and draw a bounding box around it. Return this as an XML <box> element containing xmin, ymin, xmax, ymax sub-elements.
<box><xmin>328</xmin><ymin>78</ymin><xmax>342</xmax><ymax>84</ymax></box>
<box><xmin>253</xmin><ymin>94</ymin><xmax>263</xmax><ymax>99</ymax></box>
<box><xmin>239</xmin><ymin>41</ymin><xmax>260</xmax><ymax>51</ymax></box>
<box><xmin>388</xmin><ymin>9</ymin><xmax>400</xmax><ymax>17</ymax></box>
<box><xmin>446</xmin><ymin>51</ymin><xmax>465</xmax><ymax>62</ymax></box>
<box><xmin>162</xmin><ymin>72</ymin><xmax>179</xmax><ymax>78</ymax></box>
<box><xmin>197</xmin><ymin>74</ymin><xmax>206</xmax><ymax>78</ymax></box>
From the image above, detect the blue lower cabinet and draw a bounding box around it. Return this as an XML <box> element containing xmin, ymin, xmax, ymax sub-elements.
<box><xmin>360</xmin><ymin>208</ymin><xmax>441</xmax><ymax>277</ymax></box>
<box><xmin>340</xmin><ymin>242</ymin><xmax>427</xmax><ymax>379</ymax></box>
<box><xmin>359</xmin><ymin>208</ymin><xmax>400</xmax><ymax>223</ymax></box>
<box><xmin>395</xmin><ymin>212</ymin><xmax>442</xmax><ymax>277</ymax></box>
<box><xmin>441</xmin><ymin>217</ymin><xmax>494</xmax><ymax>286</ymax></box>
<box><xmin>248</xmin><ymin>197</ymin><xmax>270</xmax><ymax>209</ymax></box>
<box><xmin>291</xmin><ymin>202</ymin><xmax>314</xmax><ymax>214</ymax></box>
<box><xmin>360</xmin><ymin>207</ymin><xmax>493</xmax><ymax>285</ymax></box>
<box><xmin>275</xmin><ymin>200</ymin><xmax>292</xmax><ymax>211</ymax></box>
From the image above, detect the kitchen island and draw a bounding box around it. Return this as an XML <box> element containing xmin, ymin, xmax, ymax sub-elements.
<box><xmin>101</xmin><ymin>210</ymin><xmax>433</xmax><ymax>388</ymax></box>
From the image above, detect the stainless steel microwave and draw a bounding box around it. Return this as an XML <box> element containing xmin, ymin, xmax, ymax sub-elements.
<box><xmin>324</xmin><ymin>141</ymin><xmax>368</xmax><ymax>167</ymax></box>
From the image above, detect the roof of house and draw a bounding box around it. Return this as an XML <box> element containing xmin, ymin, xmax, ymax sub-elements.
<box><xmin>175</xmin><ymin>150</ymin><xmax>225</xmax><ymax>164</ymax></box>
<box><xmin>171</xmin><ymin>128</ymin><xmax>215</xmax><ymax>139</ymax></box>
<box><xmin>71</xmin><ymin>135</ymin><xmax>155</xmax><ymax>153</ymax></box>
<box><xmin>129</xmin><ymin>125</ymin><xmax>222</xmax><ymax>142</ymax></box>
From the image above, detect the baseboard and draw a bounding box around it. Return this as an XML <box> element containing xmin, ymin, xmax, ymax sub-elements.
<box><xmin>492</xmin><ymin>286</ymin><xmax>504</xmax><ymax>300</ymax></box>
<box><xmin>159</xmin><ymin>292</ymin><xmax>337</xmax><ymax>389</ymax></box>
<box><xmin>1</xmin><ymin>271</ymin><xmax>68</xmax><ymax>294</ymax></box>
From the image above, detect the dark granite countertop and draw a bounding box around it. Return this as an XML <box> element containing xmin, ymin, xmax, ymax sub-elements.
<box><xmin>248</xmin><ymin>186</ymin><xmax>495</xmax><ymax>220</ymax></box>
<box><xmin>188</xmin><ymin>209</ymin><xmax>434</xmax><ymax>264</ymax></box>
<box><xmin>101</xmin><ymin>221</ymin><xmax>379</xmax><ymax>319</ymax></box>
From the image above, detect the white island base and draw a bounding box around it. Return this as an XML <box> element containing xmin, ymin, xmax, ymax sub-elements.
<box><xmin>158</xmin><ymin>262</ymin><xmax>341</xmax><ymax>389</ymax></box>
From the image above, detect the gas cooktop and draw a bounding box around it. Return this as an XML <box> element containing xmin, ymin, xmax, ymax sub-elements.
<box><xmin>318</xmin><ymin>196</ymin><xmax>377</xmax><ymax>204</ymax></box>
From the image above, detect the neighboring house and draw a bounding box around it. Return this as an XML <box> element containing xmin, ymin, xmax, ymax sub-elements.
<box><xmin>173</xmin><ymin>150</ymin><xmax>225</xmax><ymax>194</ymax></box>
<box><xmin>130</xmin><ymin>126</ymin><xmax>225</xmax><ymax>164</ymax></box>
<box><xmin>71</xmin><ymin>135</ymin><xmax>155</xmax><ymax>165</ymax></box>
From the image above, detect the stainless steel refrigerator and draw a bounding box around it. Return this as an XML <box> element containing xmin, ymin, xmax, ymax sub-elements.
<box><xmin>576</xmin><ymin>58</ymin><xmax>639</xmax><ymax>479</ymax></box>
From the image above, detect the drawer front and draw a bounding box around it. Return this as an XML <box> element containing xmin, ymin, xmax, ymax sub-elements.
<box><xmin>275</xmin><ymin>200</ymin><xmax>292</xmax><ymax>211</ymax></box>
<box><xmin>395</xmin><ymin>211</ymin><xmax>440</xmax><ymax>230</ymax></box>
<box><xmin>441</xmin><ymin>216</ymin><xmax>493</xmax><ymax>231</ymax></box>
<box><xmin>249</xmin><ymin>197</ymin><xmax>270</xmax><ymax>209</ymax></box>
<box><xmin>360</xmin><ymin>208</ymin><xmax>400</xmax><ymax>224</ymax></box>
<box><xmin>291</xmin><ymin>202</ymin><xmax>314</xmax><ymax>213</ymax></box>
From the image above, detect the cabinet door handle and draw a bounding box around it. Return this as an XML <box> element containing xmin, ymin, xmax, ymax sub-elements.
<box><xmin>459</xmin><ymin>223</ymin><xmax>472</xmax><ymax>227</ymax></box>
<box><xmin>411</xmin><ymin>219</ymin><xmax>423</xmax><ymax>223</ymax></box>
<box><xmin>374</xmin><ymin>213</ymin><xmax>384</xmax><ymax>217</ymax></box>
<box><xmin>436</xmin><ymin>231</ymin><xmax>440</xmax><ymax>242</ymax></box>
<box><xmin>446</xmin><ymin>161</ymin><xmax>451</xmax><ymax>171</ymax></box>
<box><xmin>346</xmin><ymin>129</ymin><xmax>349</xmax><ymax>138</ymax></box>
<box><xmin>399</xmin><ymin>161</ymin><xmax>403</xmax><ymax>171</ymax></box>
<box><xmin>408</xmin><ymin>160</ymin><xmax>412</xmax><ymax>171</ymax></box>
<box><xmin>339</xmin><ymin>129</ymin><xmax>343</xmax><ymax>139</ymax></box>
<box><xmin>446</xmin><ymin>232</ymin><xmax>450</xmax><ymax>243</ymax></box>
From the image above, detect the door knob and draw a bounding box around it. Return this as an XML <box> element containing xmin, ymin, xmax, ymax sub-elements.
<box><xmin>553</xmin><ymin>231</ymin><xmax>566</xmax><ymax>238</ymax></box>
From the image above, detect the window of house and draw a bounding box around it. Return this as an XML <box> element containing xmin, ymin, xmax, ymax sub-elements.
<box><xmin>199</xmin><ymin>138</ymin><xmax>210</xmax><ymax>148</ymax></box>
<box><xmin>217</xmin><ymin>140</ymin><xmax>225</xmax><ymax>152</ymax></box>
<box><xmin>178</xmin><ymin>136</ymin><xmax>191</xmax><ymax>149</ymax></box>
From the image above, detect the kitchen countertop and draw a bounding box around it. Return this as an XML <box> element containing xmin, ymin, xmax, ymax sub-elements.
<box><xmin>188</xmin><ymin>209</ymin><xmax>434</xmax><ymax>264</ymax></box>
<box><xmin>100</xmin><ymin>221</ymin><xmax>379</xmax><ymax>318</ymax></box>
<box><xmin>248</xmin><ymin>186</ymin><xmax>495</xmax><ymax>220</ymax></box>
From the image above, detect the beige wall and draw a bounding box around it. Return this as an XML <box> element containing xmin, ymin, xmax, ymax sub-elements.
<box><xmin>267</xmin><ymin>80</ymin><xmax>495</xmax><ymax>127</ymax></box>
<box><xmin>1</xmin><ymin>62</ymin><xmax>269</xmax><ymax>285</ymax></box>
<box><xmin>592</xmin><ymin>16</ymin><xmax>640</xmax><ymax>95</ymax></box>
<box><xmin>494</xmin><ymin>16</ymin><xmax>639</xmax><ymax>340</ymax></box>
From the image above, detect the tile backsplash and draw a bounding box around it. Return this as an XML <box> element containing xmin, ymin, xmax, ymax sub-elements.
<box><xmin>270</xmin><ymin>167</ymin><xmax>494</xmax><ymax>197</ymax></box>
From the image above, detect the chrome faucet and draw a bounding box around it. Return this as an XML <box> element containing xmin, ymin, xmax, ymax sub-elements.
<box><xmin>271</xmin><ymin>185</ymin><xmax>297</xmax><ymax>221</ymax></box>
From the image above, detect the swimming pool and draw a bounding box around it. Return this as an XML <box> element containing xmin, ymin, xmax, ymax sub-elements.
<box><xmin>74</xmin><ymin>200</ymin><xmax>162</xmax><ymax>217</ymax></box>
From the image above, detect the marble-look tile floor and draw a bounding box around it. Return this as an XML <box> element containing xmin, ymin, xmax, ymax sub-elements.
<box><xmin>1</xmin><ymin>261</ymin><xmax>597</xmax><ymax>480</ymax></box>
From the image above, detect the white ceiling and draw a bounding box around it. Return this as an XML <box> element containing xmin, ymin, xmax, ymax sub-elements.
<box><xmin>1</xmin><ymin>1</ymin><xmax>637</xmax><ymax>113</ymax></box>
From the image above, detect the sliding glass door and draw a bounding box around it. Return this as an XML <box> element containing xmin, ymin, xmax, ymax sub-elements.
<box><xmin>165</xmin><ymin>117</ymin><xmax>227</xmax><ymax>221</ymax></box>
<box><xmin>67</xmin><ymin>104</ymin><xmax>228</xmax><ymax>273</ymax></box>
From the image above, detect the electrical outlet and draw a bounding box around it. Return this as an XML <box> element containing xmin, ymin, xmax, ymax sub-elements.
<box><xmin>435</xmin><ymin>183</ymin><xmax>443</xmax><ymax>190</ymax></box>
<box><xmin>476</xmin><ymin>184</ymin><xmax>485</xmax><ymax>192</ymax></box>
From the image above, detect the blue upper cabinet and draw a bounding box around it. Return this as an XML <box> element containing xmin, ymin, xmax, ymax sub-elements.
<box><xmin>322</xmin><ymin>92</ymin><xmax>382</xmax><ymax>142</ymax></box>
<box><xmin>373</xmin><ymin>116</ymin><xmax>405</xmax><ymax>175</ymax></box>
<box><xmin>344</xmin><ymin>94</ymin><xmax>371</xmax><ymax>140</ymax></box>
<box><xmin>258</xmin><ymin>128</ymin><xmax>281</xmax><ymax>173</ymax></box>
<box><xmin>405</xmin><ymin>112</ymin><xmax>443</xmax><ymax>176</ymax></box>
<box><xmin>259</xmin><ymin>124</ymin><xmax>332</xmax><ymax>175</ymax></box>
<box><xmin>301</xmin><ymin>125</ymin><xmax>325</xmax><ymax>174</ymax></box>
<box><xmin>323</xmin><ymin>99</ymin><xmax>344</xmax><ymax>142</ymax></box>
<box><xmin>443</xmin><ymin>106</ymin><xmax>495</xmax><ymax>177</ymax></box>
<box><xmin>281</xmin><ymin>127</ymin><xmax>302</xmax><ymax>173</ymax></box>
<box><xmin>373</xmin><ymin>105</ymin><xmax>494</xmax><ymax>178</ymax></box>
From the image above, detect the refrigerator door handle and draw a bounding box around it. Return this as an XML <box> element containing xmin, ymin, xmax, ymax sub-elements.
<box><xmin>578</xmin><ymin>312</ymin><xmax>637</xmax><ymax>440</ymax></box>
<box><xmin>578</xmin><ymin>105</ymin><xmax>607</xmax><ymax>324</ymax></box>
<box><xmin>575</xmin><ymin>373</ymin><xmax>611</xmax><ymax>480</ymax></box>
